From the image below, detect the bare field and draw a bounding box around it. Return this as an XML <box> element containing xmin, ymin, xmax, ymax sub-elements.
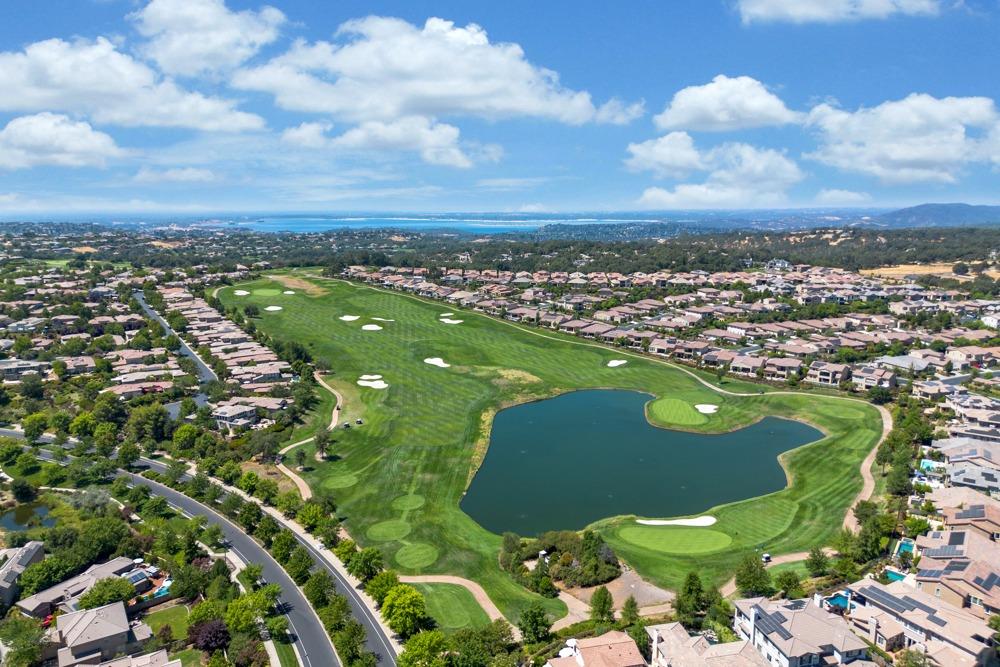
<box><xmin>861</xmin><ymin>263</ymin><xmax>1000</xmax><ymax>281</ymax></box>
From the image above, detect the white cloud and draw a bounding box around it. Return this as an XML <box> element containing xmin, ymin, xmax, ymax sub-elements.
<box><xmin>134</xmin><ymin>166</ymin><xmax>217</xmax><ymax>183</ymax></box>
<box><xmin>636</xmin><ymin>141</ymin><xmax>803</xmax><ymax>209</ymax></box>
<box><xmin>131</xmin><ymin>0</ymin><xmax>285</xmax><ymax>76</ymax></box>
<box><xmin>282</xmin><ymin>116</ymin><xmax>480</xmax><ymax>168</ymax></box>
<box><xmin>476</xmin><ymin>177</ymin><xmax>549</xmax><ymax>190</ymax></box>
<box><xmin>625</xmin><ymin>131</ymin><xmax>707</xmax><ymax>178</ymax></box>
<box><xmin>654</xmin><ymin>75</ymin><xmax>800</xmax><ymax>131</ymax></box>
<box><xmin>0</xmin><ymin>37</ymin><xmax>264</xmax><ymax>131</ymax></box>
<box><xmin>815</xmin><ymin>188</ymin><xmax>872</xmax><ymax>204</ymax></box>
<box><xmin>737</xmin><ymin>0</ymin><xmax>941</xmax><ymax>24</ymax></box>
<box><xmin>0</xmin><ymin>113</ymin><xmax>125</xmax><ymax>170</ymax></box>
<box><xmin>806</xmin><ymin>93</ymin><xmax>1000</xmax><ymax>183</ymax></box>
<box><xmin>233</xmin><ymin>16</ymin><xmax>639</xmax><ymax>126</ymax></box>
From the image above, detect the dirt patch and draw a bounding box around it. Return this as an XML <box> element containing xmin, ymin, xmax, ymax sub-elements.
<box><xmin>266</xmin><ymin>274</ymin><xmax>328</xmax><ymax>296</ymax></box>
<box><xmin>495</xmin><ymin>368</ymin><xmax>542</xmax><ymax>385</ymax></box>
<box><xmin>241</xmin><ymin>460</ymin><xmax>298</xmax><ymax>495</ymax></box>
<box><xmin>861</xmin><ymin>263</ymin><xmax>1000</xmax><ymax>282</ymax></box>
<box><xmin>149</xmin><ymin>240</ymin><xmax>184</xmax><ymax>249</ymax></box>
<box><xmin>466</xmin><ymin>408</ymin><xmax>497</xmax><ymax>487</ymax></box>
<box><xmin>562</xmin><ymin>569</ymin><xmax>674</xmax><ymax>609</ymax></box>
<box><xmin>71</xmin><ymin>246</ymin><xmax>99</xmax><ymax>253</ymax></box>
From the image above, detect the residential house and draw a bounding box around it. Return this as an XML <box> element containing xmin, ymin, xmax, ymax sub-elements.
<box><xmin>0</xmin><ymin>541</ymin><xmax>43</xmax><ymax>607</ymax></box>
<box><xmin>52</xmin><ymin>601</ymin><xmax>153</xmax><ymax>667</ymax></box>
<box><xmin>806</xmin><ymin>361</ymin><xmax>851</xmax><ymax>387</ymax></box>
<box><xmin>17</xmin><ymin>556</ymin><xmax>136</xmax><ymax>617</ymax></box>
<box><xmin>546</xmin><ymin>631</ymin><xmax>645</xmax><ymax>667</ymax></box>
<box><xmin>0</xmin><ymin>359</ymin><xmax>48</xmax><ymax>381</ymax></box>
<box><xmin>852</xmin><ymin>366</ymin><xmax>897</xmax><ymax>390</ymax></box>
<box><xmin>647</xmin><ymin>621</ymin><xmax>768</xmax><ymax>666</ymax></box>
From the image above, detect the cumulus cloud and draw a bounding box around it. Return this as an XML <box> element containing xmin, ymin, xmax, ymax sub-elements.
<box><xmin>0</xmin><ymin>37</ymin><xmax>264</xmax><ymax>131</ymax></box>
<box><xmin>635</xmin><ymin>140</ymin><xmax>803</xmax><ymax>208</ymax></box>
<box><xmin>134</xmin><ymin>166</ymin><xmax>216</xmax><ymax>183</ymax></box>
<box><xmin>806</xmin><ymin>93</ymin><xmax>1000</xmax><ymax>183</ymax></box>
<box><xmin>654</xmin><ymin>75</ymin><xmax>800</xmax><ymax>131</ymax></box>
<box><xmin>233</xmin><ymin>16</ymin><xmax>639</xmax><ymax>125</ymax></box>
<box><xmin>815</xmin><ymin>188</ymin><xmax>872</xmax><ymax>204</ymax></box>
<box><xmin>737</xmin><ymin>0</ymin><xmax>941</xmax><ymax>24</ymax></box>
<box><xmin>625</xmin><ymin>131</ymin><xmax>706</xmax><ymax>177</ymax></box>
<box><xmin>131</xmin><ymin>0</ymin><xmax>286</xmax><ymax>76</ymax></box>
<box><xmin>0</xmin><ymin>113</ymin><xmax>125</xmax><ymax>170</ymax></box>
<box><xmin>282</xmin><ymin>116</ymin><xmax>484</xmax><ymax>168</ymax></box>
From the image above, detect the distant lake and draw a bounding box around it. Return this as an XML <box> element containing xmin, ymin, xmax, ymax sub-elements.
<box><xmin>460</xmin><ymin>390</ymin><xmax>823</xmax><ymax>536</ymax></box>
<box><xmin>0</xmin><ymin>502</ymin><xmax>55</xmax><ymax>531</ymax></box>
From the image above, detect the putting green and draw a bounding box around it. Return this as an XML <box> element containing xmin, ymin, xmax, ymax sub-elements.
<box><xmin>647</xmin><ymin>397</ymin><xmax>708</xmax><ymax>426</ymax></box>
<box><xmin>395</xmin><ymin>543</ymin><xmax>439</xmax><ymax>569</ymax></box>
<box><xmin>367</xmin><ymin>519</ymin><xmax>411</xmax><ymax>542</ymax></box>
<box><xmin>391</xmin><ymin>494</ymin><xmax>425</xmax><ymax>511</ymax></box>
<box><xmin>617</xmin><ymin>525</ymin><xmax>733</xmax><ymax>554</ymax></box>
<box><xmin>253</xmin><ymin>288</ymin><xmax>281</xmax><ymax>296</ymax></box>
<box><xmin>321</xmin><ymin>473</ymin><xmax>358</xmax><ymax>489</ymax></box>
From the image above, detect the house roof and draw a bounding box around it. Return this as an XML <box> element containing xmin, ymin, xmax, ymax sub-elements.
<box><xmin>57</xmin><ymin>601</ymin><xmax>129</xmax><ymax>648</ymax></box>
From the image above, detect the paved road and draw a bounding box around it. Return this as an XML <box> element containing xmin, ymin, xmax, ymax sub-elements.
<box><xmin>28</xmin><ymin>448</ymin><xmax>339</xmax><ymax>667</ymax></box>
<box><xmin>134</xmin><ymin>290</ymin><xmax>218</xmax><ymax>384</ymax></box>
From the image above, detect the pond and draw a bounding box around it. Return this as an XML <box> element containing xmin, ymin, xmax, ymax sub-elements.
<box><xmin>460</xmin><ymin>390</ymin><xmax>823</xmax><ymax>536</ymax></box>
<box><xmin>0</xmin><ymin>502</ymin><xmax>55</xmax><ymax>531</ymax></box>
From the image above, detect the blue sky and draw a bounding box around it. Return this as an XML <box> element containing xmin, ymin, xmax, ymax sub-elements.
<box><xmin>0</xmin><ymin>0</ymin><xmax>999</xmax><ymax>214</ymax></box>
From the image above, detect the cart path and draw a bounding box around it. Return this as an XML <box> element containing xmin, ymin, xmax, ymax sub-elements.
<box><xmin>277</xmin><ymin>372</ymin><xmax>344</xmax><ymax>500</ymax></box>
<box><xmin>398</xmin><ymin>575</ymin><xmax>523</xmax><ymax>641</ymax></box>
<box><xmin>719</xmin><ymin>548</ymin><xmax>836</xmax><ymax>598</ymax></box>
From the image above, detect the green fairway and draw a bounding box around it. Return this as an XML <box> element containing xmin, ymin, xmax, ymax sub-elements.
<box><xmin>219</xmin><ymin>271</ymin><xmax>882</xmax><ymax>620</ymax></box>
<box><xmin>647</xmin><ymin>397</ymin><xmax>708</xmax><ymax>427</ymax></box>
<box><xmin>413</xmin><ymin>583</ymin><xmax>492</xmax><ymax>633</ymax></box>
<box><xmin>617</xmin><ymin>525</ymin><xmax>733</xmax><ymax>554</ymax></box>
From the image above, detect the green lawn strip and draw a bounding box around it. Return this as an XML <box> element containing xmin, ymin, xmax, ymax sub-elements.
<box><xmin>768</xmin><ymin>560</ymin><xmax>810</xmax><ymax>580</ymax></box>
<box><xmin>144</xmin><ymin>604</ymin><xmax>189</xmax><ymax>637</ymax></box>
<box><xmin>218</xmin><ymin>273</ymin><xmax>881</xmax><ymax>619</ymax></box>
<box><xmin>168</xmin><ymin>649</ymin><xmax>203</xmax><ymax>667</ymax></box>
<box><xmin>412</xmin><ymin>583</ymin><xmax>492</xmax><ymax>634</ymax></box>
<box><xmin>273</xmin><ymin>636</ymin><xmax>300</xmax><ymax>667</ymax></box>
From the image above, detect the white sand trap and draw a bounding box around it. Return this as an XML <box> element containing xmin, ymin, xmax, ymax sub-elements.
<box><xmin>440</xmin><ymin>312</ymin><xmax>454</xmax><ymax>317</ymax></box>
<box><xmin>424</xmin><ymin>357</ymin><xmax>450</xmax><ymax>368</ymax></box>
<box><xmin>637</xmin><ymin>516</ymin><xmax>717</xmax><ymax>527</ymax></box>
<box><xmin>234</xmin><ymin>290</ymin><xmax>250</xmax><ymax>296</ymax></box>
<box><xmin>440</xmin><ymin>318</ymin><xmax>463</xmax><ymax>324</ymax></box>
<box><xmin>339</xmin><ymin>315</ymin><xmax>360</xmax><ymax>321</ymax></box>
<box><xmin>695</xmin><ymin>404</ymin><xmax>719</xmax><ymax>414</ymax></box>
<box><xmin>357</xmin><ymin>379</ymin><xmax>389</xmax><ymax>389</ymax></box>
<box><xmin>283</xmin><ymin>290</ymin><xmax>295</xmax><ymax>295</ymax></box>
<box><xmin>362</xmin><ymin>324</ymin><xmax>383</xmax><ymax>331</ymax></box>
<box><xmin>359</xmin><ymin>374</ymin><xmax>383</xmax><ymax>380</ymax></box>
<box><xmin>607</xmin><ymin>359</ymin><xmax>627</xmax><ymax>367</ymax></box>
<box><xmin>264</xmin><ymin>306</ymin><xmax>283</xmax><ymax>312</ymax></box>
<box><xmin>372</xmin><ymin>318</ymin><xmax>395</xmax><ymax>322</ymax></box>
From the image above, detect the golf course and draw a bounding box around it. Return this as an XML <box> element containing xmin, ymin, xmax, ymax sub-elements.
<box><xmin>217</xmin><ymin>271</ymin><xmax>884</xmax><ymax>623</ymax></box>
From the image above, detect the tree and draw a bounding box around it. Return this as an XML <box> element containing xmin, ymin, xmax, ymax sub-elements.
<box><xmin>11</xmin><ymin>479</ymin><xmax>36</xmax><ymax>503</ymax></box>
<box><xmin>589</xmin><ymin>585</ymin><xmax>614</xmax><ymax>624</ymax></box>
<box><xmin>189</xmin><ymin>600</ymin><xmax>226</xmax><ymax>626</ymax></box>
<box><xmin>22</xmin><ymin>413</ymin><xmax>48</xmax><ymax>443</ymax></box>
<box><xmin>78</xmin><ymin>577</ymin><xmax>136</xmax><ymax>609</ymax></box>
<box><xmin>117</xmin><ymin>443</ymin><xmax>141</xmax><ymax>468</ymax></box>
<box><xmin>285</xmin><ymin>546</ymin><xmax>314</xmax><ymax>584</ymax></box>
<box><xmin>805</xmin><ymin>546</ymin><xmax>829</xmax><ymax>577</ymax></box>
<box><xmin>774</xmin><ymin>571</ymin><xmax>804</xmax><ymax>599</ymax></box>
<box><xmin>266</xmin><ymin>615</ymin><xmax>289</xmax><ymax>640</ymax></box>
<box><xmin>172</xmin><ymin>424</ymin><xmax>200</xmax><ymax>452</ymax></box>
<box><xmin>270</xmin><ymin>531</ymin><xmax>297</xmax><ymax>563</ymax></box>
<box><xmin>366</xmin><ymin>570</ymin><xmax>400</xmax><ymax>606</ymax></box>
<box><xmin>382</xmin><ymin>584</ymin><xmax>427</xmax><ymax>639</ymax></box>
<box><xmin>0</xmin><ymin>610</ymin><xmax>46</xmax><ymax>667</ymax></box>
<box><xmin>620</xmin><ymin>595</ymin><xmax>639</xmax><ymax>627</ymax></box>
<box><xmin>896</xmin><ymin>649</ymin><xmax>932</xmax><ymax>667</ymax></box>
<box><xmin>304</xmin><ymin>570</ymin><xmax>335</xmax><ymax>608</ymax></box>
<box><xmin>734</xmin><ymin>554</ymin><xmax>772</xmax><ymax>597</ymax></box>
<box><xmin>347</xmin><ymin>547</ymin><xmax>383</xmax><ymax>583</ymax></box>
<box><xmin>314</xmin><ymin>430</ymin><xmax>330</xmax><ymax>459</ymax></box>
<box><xmin>675</xmin><ymin>571</ymin><xmax>706</xmax><ymax>627</ymax></box>
<box><xmin>399</xmin><ymin>630</ymin><xmax>448</xmax><ymax>667</ymax></box>
<box><xmin>296</xmin><ymin>502</ymin><xmax>325</xmax><ymax>531</ymax></box>
<box><xmin>517</xmin><ymin>600</ymin><xmax>550</xmax><ymax>643</ymax></box>
<box><xmin>244</xmin><ymin>564</ymin><xmax>264</xmax><ymax>587</ymax></box>
<box><xmin>189</xmin><ymin>619</ymin><xmax>231</xmax><ymax>652</ymax></box>
<box><xmin>867</xmin><ymin>386</ymin><xmax>893</xmax><ymax>405</ymax></box>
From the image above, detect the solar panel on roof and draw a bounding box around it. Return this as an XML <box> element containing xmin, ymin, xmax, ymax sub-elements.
<box><xmin>753</xmin><ymin>606</ymin><xmax>793</xmax><ymax>642</ymax></box>
<box><xmin>917</xmin><ymin>569</ymin><xmax>943</xmax><ymax>579</ymax></box>
<box><xmin>903</xmin><ymin>596</ymin><xmax>937</xmax><ymax>615</ymax></box>
<box><xmin>949</xmin><ymin>532</ymin><xmax>966</xmax><ymax>545</ymax></box>
<box><xmin>944</xmin><ymin>561</ymin><xmax>969</xmax><ymax>573</ymax></box>
<box><xmin>927</xmin><ymin>614</ymin><xmax>947</xmax><ymax>627</ymax></box>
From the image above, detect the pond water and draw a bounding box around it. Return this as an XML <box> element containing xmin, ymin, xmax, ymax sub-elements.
<box><xmin>460</xmin><ymin>390</ymin><xmax>823</xmax><ymax>536</ymax></box>
<box><xmin>0</xmin><ymin>502</ymin><xmax>55</xmax><ymax>531</ymax></box>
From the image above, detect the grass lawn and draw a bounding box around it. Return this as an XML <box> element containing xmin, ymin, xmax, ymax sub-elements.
<box><xmin>219</xmin><ymin>271</ymin><xmax>882</xmax><ymax>621</ymax></box>
<box><xmin>144</xmin><ymin>604</ymin><xmax>189</xmax><ymax>637</ymax></box>
<box><xmin>616</xmin><ymin>525</ymin><xmax>733</xmax><ymax>554</ymax></box>
<box><xmin>413</xmin><ymin>583</ymin><xmax>492</xmax><ymax>633</ymax></box>
<box><xmin>273</xmin><ymin>637</ymin><xmax>300</xmax><ymax>667</ymax></box>
<box><xmin>769</xmin><ymin>560</ymin><xmax>811</xmax><ymax>580</ymax></box>
<box><xmin>169</xmin><ymin>649</ymin><xmax>202</xmax><ymax>667</ymax></box>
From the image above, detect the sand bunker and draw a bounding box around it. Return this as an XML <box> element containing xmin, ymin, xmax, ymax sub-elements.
<box><xmin>362</xmin><ymin>324</ymin><xmax>383</xmax><ymax>331</ymax></box>
<box><xmin>264</xmin><ymin>306</ymin><xmax>283</xmax><ymax>312</ymax></box>
<box><xmin>339</xmin><ymin>315</ymin><xmax>360</xmax><ymax>321</ymax></box>
<box><xmin>357</xmin><ymin>379</ymin><xmax>389</xmax><ymax>389</ymax></box>
<box><xmin>372</xmin><ymin>317</ymin><xmax>395</xmax><ymax>322</ymax></box>
<box><xmin>695</xmin><ymin>404</ymin><xmax>719</xmax><ymax>414</ymax></box>
<box><xmin>440</xmin><ymin>312</ymin><xmax>454</xmax><ymax>317</ymax></box>
<box><xmin>637</xmin><ymin>516</ymin><xmax>718</xmax><ymax>527</ymax></box>
<box><xmin>282</xmin><ymin>290</ymin><xmax>295</xmax><ymax>295</ymax></box>
<box><xmin>234</xmin><ymin>290</ymin><xmax>250</xmax><ymax>296</ymax></box>
<box><xmin>607</xmin><ymin>360</ymin><xmax>627</xmax><ymax>367</ymax></box>
<box><xmin>359</xmin><ymin>374</ymin><xmax>382</xmax><ymax>380</ymax></box>
<box><xmin>440</xmin><ymin>318</ymin><xmax>463</xmax><ymax>325</ymax></box>
<box><xmin>424</xmin><ymin>357</ymin><xmax>450</xmax><ymax>368</ymax></box>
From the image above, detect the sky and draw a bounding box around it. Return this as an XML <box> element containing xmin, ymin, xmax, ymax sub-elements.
<box><xmin>1</xmin><ymin>0</ymin><xmax>999</xmax><ymax>215</ymax></box>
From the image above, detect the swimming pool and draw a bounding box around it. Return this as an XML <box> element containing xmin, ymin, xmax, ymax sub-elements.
<box><xmin>885</xmin><ymin>569</ymin><xmax>906</xmax><ymax>582</ymax></box>
<box><xmin>827</xmin><ymin>593</ymin><xmax>851</xmax><ymax>609</ymax></box>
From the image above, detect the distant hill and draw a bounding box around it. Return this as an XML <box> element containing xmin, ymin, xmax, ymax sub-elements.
<box><xmin>877</xmin><ymin>203</ymin><xmax>1000</xmax><ymax>227</ymax></box>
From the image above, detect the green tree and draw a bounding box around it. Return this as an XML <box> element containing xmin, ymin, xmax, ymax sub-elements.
<box><xmin>304</xmin><ymin>570</ymin><xmax>335</xmax><ymax>608</ymax></box>
<box><xmin>382</xmin><ymin>584</ymin><xmax>427</xmax><ymax>639</ymax></box>
<box><xmin>296</xmin><ymin>502</ymin><xmax>325</xmax><ymax>531</ymax></box>
<box><xmin>517</xmin><ymin>600</ymin><xmax>550</xmax><ymax>643</ymax></box>
<box><xmin>735</xmin><ymin>554</ymin><xmax>773</xmax><ymax>597</ymax></box>
<box><xmin>270</xmin><ymin>531</ymin><xmax>297</xmax><ymax>564</ymax></box>
<box><xmin>896</xmin><ymin>649</ymin><xmax>931</xmax><ymax>667</ymax></box>
<box><xmin>117</xmin><ymin>442</ymin><xmax>141</xmax><ymax>468</ymax></box>
<box><xmin>774</xmin><ymin>571</ymin><xmax>804</xmax><ymax>599</ymax></box>
<box><xmin>78</xmin><ymin>577</ymin><xmax>136</xmax><ymax>609</ymax></box>
<box><xmin>805</xmin><ymin>547</ymin><xmax>829</xmax><ymax>577</ymax></box>
<box><xmin>365</xmin><ymin>570</ymin><xmax>400</xmax><ymax>607</ymax></box>
<box><xmin>347</xmin><ymin>547</ymin><xmax>383</xmax><ymax>583</ymax></box>
<box><xmin>285</xmin><ymin>546</ymin><xmax>314</xmax><ymax>584</ymax></box>
<box><xmin>675</xmin><ymin>571</ymin><xmax>706</xmax><ymax>627</ymax></box>
<box><xmin>620</xmin><ymin>595</ymin><xmax>639</xmax><ymax>627</ymax></box>
<box><xmin>589</xmin><ymin>585</ymin><xmax>614</xmax><ymax>624</ymax></box>
<box><xmin>22</xmin><ymin>412</ymin><xmax>48</xmax><ymax>443</ymax></box>
<box><xmin>0</xmin><ymin>610</ymin><xmax>46</xmax><ymax>667</ymax></box>
<box><xmin>399</xmin><ymin>630</ymin><xmax>448</xmax><ymax>667</ymax></box>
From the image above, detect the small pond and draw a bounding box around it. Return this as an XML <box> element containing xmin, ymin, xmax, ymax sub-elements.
<box><xmin>460</xmin><ymin>390</ymin><xmax>823</xmax><ymax>535</ymax></box>
<box><xmin>0</xmin><ymin>502</ymin><xmax>55</xmax><ymax>531</ymax></box>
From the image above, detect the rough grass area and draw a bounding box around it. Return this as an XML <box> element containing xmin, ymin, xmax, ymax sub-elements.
<box><xmin>219</xmin><ymin>271</ymin><xmax>881</xmax><ymax>619</ymax></box>
<box><xmin>413</xmin><ymin>583</ymin><xmax>492</xmax><ymax>633</ymax></box>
